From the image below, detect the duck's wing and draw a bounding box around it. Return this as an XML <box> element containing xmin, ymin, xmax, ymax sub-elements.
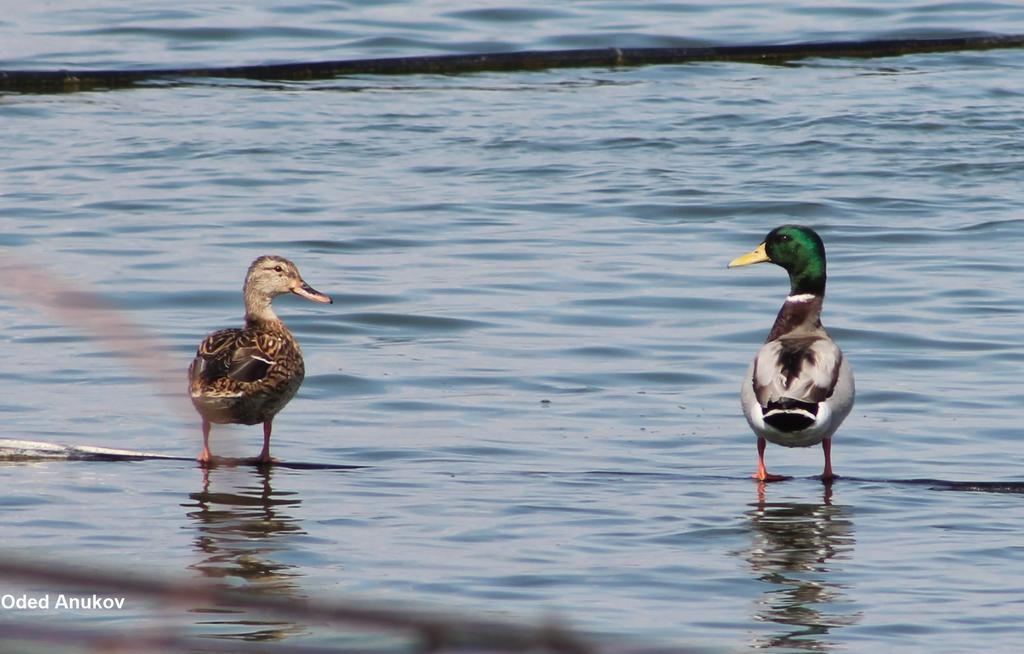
<box><xmin>752</xmin><ymin>335</ymin><xmax>843</xmax><ymax>410</ymax></box>
<box><xmin>189</xmin><ymin>329</ymin><xmax>286</xmax><ymax>393</ymax></box>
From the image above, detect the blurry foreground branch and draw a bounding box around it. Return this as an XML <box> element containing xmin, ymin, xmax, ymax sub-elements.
<box><xmin>0</xmin><ymin>556</ymin><xmax>607</xmax><ymax>654</ymax></box>
<box><xmin>0</xmin><ymin>255</ymin><xmax>187</xmax><ymax>416</ymax></box>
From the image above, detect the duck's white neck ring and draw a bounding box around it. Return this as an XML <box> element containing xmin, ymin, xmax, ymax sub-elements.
<box><xmin>786</xmin><ymin>293</ymin><xmax>818</xmax><ymax>303</ymax></box>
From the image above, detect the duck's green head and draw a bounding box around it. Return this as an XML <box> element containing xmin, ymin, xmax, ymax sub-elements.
<box><xmin>728</xmin><ymin>225</ymin><xmax>827</xmax><ymax>296</ymax></box>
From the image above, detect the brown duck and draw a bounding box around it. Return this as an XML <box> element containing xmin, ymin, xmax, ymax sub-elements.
<box><xmin>188</xmin><ymin>256</ymin><xmax>332</xmax><ymax>465</ymax></box>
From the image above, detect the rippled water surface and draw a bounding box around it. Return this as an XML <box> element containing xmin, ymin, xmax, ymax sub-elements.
<box><xmin>3</xmin><ymin>1</ymin><xmax>1024</xmax><ymax>652</ymax></box>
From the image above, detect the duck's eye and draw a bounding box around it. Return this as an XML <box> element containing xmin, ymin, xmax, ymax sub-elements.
<box><xmin>779</xmin><ymin>235</ymin><xmax>792</xmax><ymax>242</ymax></box>
<box><xmin>274</xmin><ymin>265</ymin><xmax>283</xmax><ymax>273</ymax></box>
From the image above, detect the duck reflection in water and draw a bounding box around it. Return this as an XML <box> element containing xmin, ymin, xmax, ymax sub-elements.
<box><xmin>184</xmin><ymin>465</ymin><xmax>307</xmax><ymax>642</ymax></box>
<box><xmin>738</xmin><ymin>483</ymin><xmax>862</xmax><ymax>651</ymax></box>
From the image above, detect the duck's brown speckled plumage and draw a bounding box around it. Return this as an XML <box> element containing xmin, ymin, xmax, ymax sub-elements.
<box><xmin>188</xmin><ymin>255</ymin><xmax>332</xmax><ymax>465</ymax></box>
<box><xmin>189</xmin><ymin>323</ymin><xmax>305</xmax><ymax>425</ymax></box>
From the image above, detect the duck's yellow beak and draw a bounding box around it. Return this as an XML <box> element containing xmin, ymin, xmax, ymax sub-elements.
<box><xmin>728</xmin><ymin>242</ymin><xmax>770</xmax><ymax>268</ymax></box>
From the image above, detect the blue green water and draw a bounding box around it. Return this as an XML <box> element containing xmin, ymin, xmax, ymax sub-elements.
<box><xmin>3</xmin><ymin>2</ymin><xmax>1024</xmax><ymax>652</ymax></box>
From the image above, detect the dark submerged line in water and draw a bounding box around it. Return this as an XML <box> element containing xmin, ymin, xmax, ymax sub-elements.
<box><xmin>585</xmin><ymin>472</ymin><xmax>1024</xmax><ymax>495</ymax></box>
<box><xmin>840</xmin><ymin>476</ymin><xmax>1024</xmax><ymax>494</ymax></box>
<box><xmin>3</xmin><ymin>34</ymin><xmax>1024</xmax><ymax>93</ymax></box>
<box><xmin>1</xmin><ymin>441</ymin><xmax>1017</xmax><ymax>490</ymax></box>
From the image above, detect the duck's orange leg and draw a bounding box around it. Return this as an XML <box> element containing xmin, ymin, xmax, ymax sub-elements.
<box><xmin>818</xmin><ymin>438</ymin><xmax>836</xmax><ymax>482</ymax></box>
<box><xmin>753</xmin><ymin>436</ymin><xmax>789</xmax><ymax>482</ymax></box>
<box><xmin>198</xmin><ymin>419</ymin><xmax>213</xmax><ymax>466</ymax></box>
<box><xmin>256</xmin><ymin>420</ymin><xmax>275</xmax><ymax>464</ymax></box>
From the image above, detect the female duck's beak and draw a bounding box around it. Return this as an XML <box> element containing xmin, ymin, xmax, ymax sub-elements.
<box><xmin>728</xmin><ymin>242</ymin><xmax>771</xmax><ymax>268</ymax></box>
<box><xmin>292</xmin><ymin>282</ymin><xmax>333</xmax><ymax>304</ymax></box>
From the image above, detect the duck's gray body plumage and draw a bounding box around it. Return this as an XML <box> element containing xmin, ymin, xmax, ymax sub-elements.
<box><xmin>740</xmin><ymin>295</ymin><xmax>854</xmax><ymax>450</ymax></box>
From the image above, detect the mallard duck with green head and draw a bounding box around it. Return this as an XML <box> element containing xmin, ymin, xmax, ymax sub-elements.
<box><xmin>188</xmin><ymin>256</ymin><xmax>333</xmax><ymax>465</ymax></box>
<box><xmin>728</xmin><ymin>225</ymin><xmax>854</xmax><ymax>482</ymax></box>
